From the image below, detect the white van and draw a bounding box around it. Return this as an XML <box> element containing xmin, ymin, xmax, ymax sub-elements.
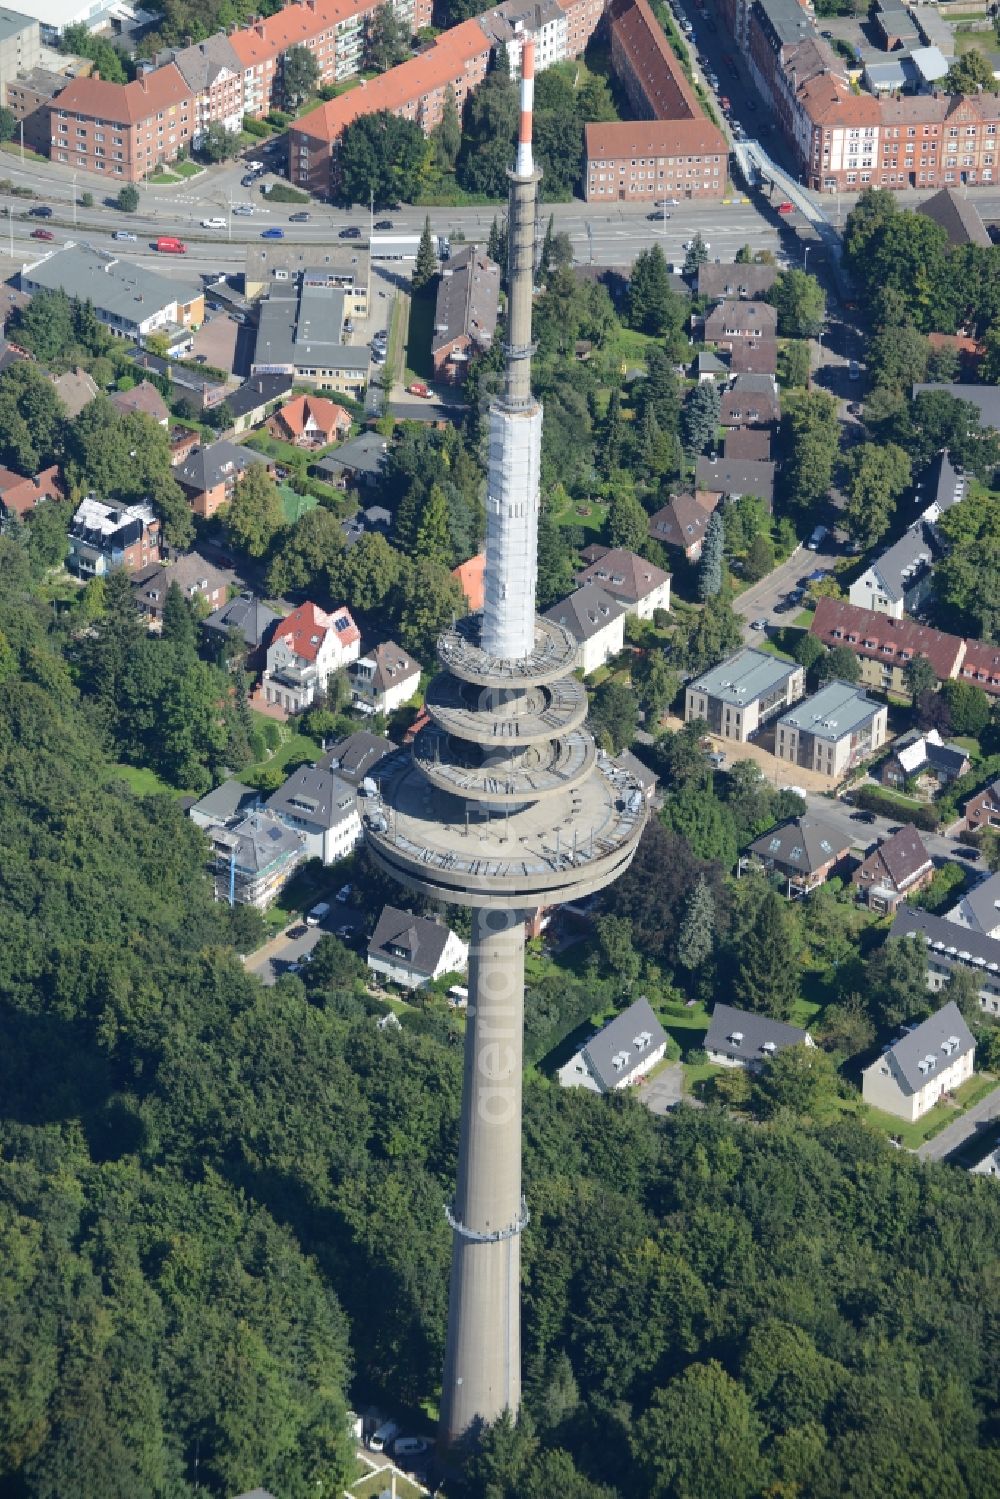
<box><xmin>369</xmin><ymin>1419</ymin><xmax>400</xmax><ymax>1452</ymax></box>
<box><xmin>305</xmin><ymin>901</ymin><xmax>330</xmax><ymax>927</ymax></box>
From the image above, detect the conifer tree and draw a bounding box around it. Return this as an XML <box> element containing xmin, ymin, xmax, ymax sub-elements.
<box><xmin>412</xmin><ymin>215</ymin><xmax>438</xmax><ymax>293</ymax></box>
<box><xmin>698</xmin><ymin>510</ymin><xmax>724</xmax><ymax>601</ymax></box>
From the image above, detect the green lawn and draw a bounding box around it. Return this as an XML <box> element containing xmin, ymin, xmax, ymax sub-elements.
<box><xmin>683</xmin><ymin>1059</ymin><xmax>724</xmax><ymax>1094</ymax></box>
<box><xmin>350</xmin><ymin>1468</ymin><xmax>424</xmax><ymax>1499</ymax></box>
<box><xmin>277</xmin><ymin>484</ymin><xmax>317</xmax><ymax>524</ymax></box>
<box><xmin>148</xmin><ymin>170</ymin><xmax>180</xmax><ymax>185</ymax></box>
<box><xmin>792</xmin><ymin>608</ymin><xmax>816</xmax><ymax>630</ymax></box>
<box><xmin>405</xmin><ymin>286</ymin><xmax>435</xmax><ymax>382</ymax></box>
<box><xmin>549</xmin><ymin>486</ymin><xmax>609</xmax><ymax>538</ymax></box>
<box><xmin>848</xmin><ymin>1071</ymin><xmax>998</xmax><ymax>1150</ymax></box>
<box><xmin>172</xmin><ymin>159</ymin><xmax>202</xmax><ymax>178</ymax></box>
<box><xmin>245</xmin><ymin>716</ymin><xmax>322</xmax><ymax>781</ymax></box>
<box><xmin>103</xmin><ymin>763</ymin><xmax>193</xmax><ymax>798</ymax></box>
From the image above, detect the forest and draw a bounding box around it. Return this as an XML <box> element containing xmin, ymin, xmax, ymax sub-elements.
<box><xmin>3</xmin><ymin>500</ymin><xmax>1000</xmax><ymax>1497</ymax></box>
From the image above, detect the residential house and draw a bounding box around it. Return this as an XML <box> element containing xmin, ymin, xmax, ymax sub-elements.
<box><xmin>880</xmin><ymin>728</ymin><xmax>971</xmax><ymax>792</ymax></box>
<box><xmin>917</xmin><ymin>186</ymin><xmax>990</xmax><ymax>246</ymax></box>
<box><xmin>131</xmin><ymin>551</ymin><xmax>228</xmax><ymax>626</ymax></box>
<box><xmin>705</xmin><ymin>1002</ymin><xmax>813</xmax><ymax>1069</ymax></box>
<box><xmin>966</xmin><ymin>778</ymin><xmax>1000</xmax><ymax>835</ymax></box>
<box><xmin>176</xmin><ymin>441</ymin><xmax>274</xmax><ymax>520</ymax></box>
<box><xmin>915</xmin><ymin>449</ymin><xmax>967</xmax><ymax>525</ymax></box>
<box><xmin>188</xmin><ymin>779</ymin><xmax>261</xmax><ymax>831</ymax></box>
<box><xmin>266</xmin><ymin>763</ymin><xmax>361</xmax><ymax>864</ymax></box>
<box><xmin>892</xmin><ymin>905</ymin><xmax>1000</xmax><ymax>1018</ymax></box>
<box><xmin>686</xmin><ymin>647</ymin><xmax>804</xmax><ymax>742</ymax></box>
<box><xmin>694</xmin><ymin>350</ymin><xmax>728</xmax><ymax>383</ymax></box>
<box><xmin>776</xmin><ymin>680</ymin><xmax>888</xmax><ymax>778</ymax></box>
<box><xmin>320</xmin><ymin>729</ymin><xmax>392</xmax><ymax>786</ymax></box>
<box><xmin>724</xmin><ymin>428</ymin><xmax>772</xmax><ymax>462</ymax></box>
<box><xmin>109</xmin><ymin>379</ymin><xmax>169</xmax><ymax>427</ymax></box>
<box><xmin>695</xmin><ymin>456</ymin><xmax>775</xmax><ymax>511</ymax></box>
<box><xmin>262</xmin><ymin>600</ymin><xmax>361</xmax><ymax>714</ymax></box>
<box><xmin>22</xmin><ymin>246</ymin><xmax>204</xmax><ymax>340</ymax></box>
<box><xmin>156</xmin><ymin>33</ymin><xmax>244</xmax><ymax>147</ymax></box>
<box><xmin>862</xmin><ymin>1000</ymin><xmax>975</xmax><ymax>1123</ymax></box>
<box><xmin>647</xmin><ymin>492</ymin><xmax>716</xmax><ymax>562</ymax></box>
<box><xmin>557</xmin><ymin>996</ymin><xmax>668</xmax><ymax>1092</ymax></box>
<box><xmin>478</xmin><ymin>0</ymin><xmax>568</xmax><ymax>76</ymax></box>
<box><xmin>452</xmin><ymin>552</ymin><xmax>486</xmax><ymax>613</ymax></box>
<box><xmin>697</xmin><ymin>262</ymin><xmax>779</xmax><ymax>300</ymax></box>
<box><xmin>575</xmin><ymin>547</ymin><xmax>671</xmax><ymax>619</ymax></box>
<box><xmin>351</xmin><ymin>640</ymin><xmax>421</xmax><ymax>716</ymax></box>
<box><xmin>720</xmin><ymin>372</ymin><xmax>780</xmax><ymax>428</ymax></box>
<box><xmin>130</xmin><ymin>349</ymin><xmax>228</xmax><ymax>412</ymax></box>
<box><xmin>912</xmin><ymin>383</ymin><xmax>1000</xmax><ymax>431</ymax></box>
<box><xmin>944</xmin><ymin>870</ymin><xmax>1000</xmax><ymax>940</ymax></box>
<box><xmin>311</xmin><ymin>431</ymin><xmax>389</xmax><ymax>489</ymax></box>
<box><xmin>51</xmin><ymin>366</ymin><xmax>98</xmax><ymax>417</ymax></box>
<box><xmin>0</xmin><ymin>463</ymin><xmax>62</xmax><ymax>521</ymax></box>
<box><xmin>746</xmin><ymin>815</ymin><xmax>851</xmax><ymax>893</ymax></box>
<box><xmin>67</xmin><ymin>496</ymin><xmax>160</xmax><ymax>577</ymax></box>
<box><xmin>810</xmin><ymin>597</ymin><xmax>966</xmax><ymax>697</ymax></box>
<box><xmin>728</xmin><ymin>339</ymin><xmax>779</xmax><ymax>376</ymax></box>
<box><xmin>224</xmin><ymin>373</ymin><xmax>294</xmax><ymax>434</ymax></box>
<box><xmin>266</xmin><ymin>393</ymin><xmax>351</xmax><ymax>447</ymax></box>
<box><xmin>583</xmin><ymin>116</ymin><xmax>728</xmax><ymax>203</ymax></box>
<box><xmin>611</xmin><ymin>748</ymin><xmax>658</xmax><ymax>802</ymax></box>
<box><xmin>848</xmin><ymin>522</ymin><xmax>939</xmax><ymax>620</ymax></box>
<box><xmin>208</xmin><ymin>809</ymin><xmax>305</xmax><ymax>908</ymax></box>
<box><xmin>971</xmin><ymin>1144</ymin><xmax>1000</xmax><ymax>1177</ymax></box>
<box><xmin>956</xmin><ymin>640</ymin><xmax>1000</xmax><ymax>699</ymax></box>
<box><xmin>852</xmin><ymin>826</ymin><xmax>935</xmax><ymax>913</ymax></box>
<box><xmin>168</xmin><ymin>425</ymin><xmax>201</xmax><ymax>465</ymax></box>
<box><xmin>201</xmin><ymin>592</ymin><xmax>282</xmax><ymax>668</ymax></box>
<box><xmin>252</xmin><ymin>279</ymin><xmax>369</xmax><ymax>396</ymax></box>
<box><xmin>704</xmin><ymin>300</ymin><xmax>778</xmax><ymax>345</ymax></box>
<box><xmin>431</xmin><ymin>247</ymin><xmax>501</xmax><ymax>384</ymax></box>
<box><xmin>367</xmin><ymin>904</ymin><xmax>469</xmax><ymax>990</ymax></box>
<box><xmin>543</xmin><ymin>584</ymin><xmax>627</xmax><ymax>674</ymax></box>
<box><xmin>46</xmin><ymin>65</ymin><xmax>195</xmax><ymax>183</ymax></box>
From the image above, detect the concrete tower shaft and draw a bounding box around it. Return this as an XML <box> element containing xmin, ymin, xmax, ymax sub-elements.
<box><xmin>363</xmin><ymin>35</ymin><xmax>647</xmax><ymax>1454</ymax></box>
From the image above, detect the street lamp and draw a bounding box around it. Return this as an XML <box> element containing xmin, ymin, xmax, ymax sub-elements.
<box><xmin>803</xmin><ymin>244</ymin><xmax>810</xmax><ymax>272</ymax></box>
<box><xmin>72</xmin><ymin>172</ymin><xmax>77</xmax><ymax>228</ymax></box>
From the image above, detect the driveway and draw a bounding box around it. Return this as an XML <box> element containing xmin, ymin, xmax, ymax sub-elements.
<box><xmin>638</xmin><ymin>1063</ymin><xmax>684</xmax><ymax>1115</ymax></box>
<box><xmin>731</xmin><ymin>542</ymin><xmax>838</xmax><ymax>639</ymax></box>
<box><xmin>917</xmin><ymin>1082</ymin><xmax>1000</xmax><ymax>1162</ymax></box>
<box><xmin>245</xmin><ymin>906</ymin><xmax>366</xmax><ymax>985</ymax></box>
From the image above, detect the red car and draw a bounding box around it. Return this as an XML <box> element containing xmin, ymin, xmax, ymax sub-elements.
<box><xmin>30</xmin><ymin>227</ymin><xmax>54</xmax><ymax>240</ymax></box>
<box><xmin>777</xmin><ymin>202</ymin><xmax>794</xmax><ymax>214</ymax></box>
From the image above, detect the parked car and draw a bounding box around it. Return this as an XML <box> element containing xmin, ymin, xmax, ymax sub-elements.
<box><xmin>750</xmin><ymin>618</ymin><xmax>768</xmax><ymax>632</ymax></box>
<box><xmin>289</xmin><ymin>210</ymin><xmax>310</xmax><ymax>222</ymax></box>
<box><xmin>287</xmin><ymin>924</ymin><xmax>308</xmax><ymax>940</ymax></box>
<box><xmin>240</xmin><ymin>174</ymin><xmax>256</xmax><ymax>188</ymax></box>
<box><xmin>245</xmin><ymin>159</ymin><xmax>265</xmax><ymax>172</ymax></box>
<box><xmin>30</xmin><ymin>228</ymin><xmax>54</xmax><ymax>240</ymax></box>
<box><xmin>393</xmin><ymin>1437</ymin><xmax>432</xmax><ymax>1464</ymax></box>
<box><xmin>806</xmin><ymin>524</ymin><xmax>829</xmax><ymax>550</ymax></box>
<box><xmin>28</xmin><ymin>205</ymin><xmax>52</xmax><ymax>218</ymax></box>
<box><xmin>305</xmin><ymin>902</ymin><xmax>330</xmax><ymax>927</ymax></box>
<box><xmin>851</xmin><ymin>811</ymin><xmax>877</xmax><ymax>824</ymax></box>
<box><xmin>955</xmin><ymin>846</ymin><xmax>980</xmax><ymax>861</ymax></box>
<box><xmin>335</xmin><ymin>923</ymin><xmax>354</xmax><ymax>940</ymax></box>
<box><xmin>339</xmin><ymin>225</ymin><xmax>362</xmax><ymax>238</ymax></box>
<box><xmin>849</xmin><ymin>359</ymin><xmax>861</xmax><ymax>380</ymax></box>
<box><xmin>407</xmin><ymin>381</ymin><xmax>431</xmax><ymax>398</ymax></box>
<box><xmin>335</xmin><ymin>883</ymin><xmax>353</xmax><ymax>904</ymax></box>
<box><xmin>260</xmin><ymin>226</ymin><xmax>284</xmax><ymax>239</ymax></box>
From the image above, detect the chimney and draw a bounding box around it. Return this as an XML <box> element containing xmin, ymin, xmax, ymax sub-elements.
<box><xmin>515</xmin><ymin>38</ymin><xmax>535</xmax><ymax>178</ymax></box>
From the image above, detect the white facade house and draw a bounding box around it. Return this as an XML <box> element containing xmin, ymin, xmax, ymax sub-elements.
<box><xmin>576</xmin><ymin>547</ymin><xmax>671</xmax><ymax>621</ymax></box>
<box><xmin>350</xmin><ymin>640</ymin><xmax>421</xmax><ymax>716</ymax></box>
<box><xmin>367</xmin><ymin>905</ymin><xmax>469</xmax><ymax>990</ymax></box>
<box><xmin>558</xmin><ymin>997</ymin><xmax>667</xmax><ymax>1093</ymax></box>
<box><xmin>861</xmin><ymin>1001</ymin><xmax>975</xmax><ymax>1123</ymax></box>
<box><xmin>543</xmin><ymin>584</ymin><xmax>626</xmax><ymax>675</ymax></box>
<box><xmin>943</xmin><ymin>871</ymin><xmax>1000</xmax><ymax>941</ymax></box>
<box><xmin>848</xmin><ymin>522</ymin><xmax>937</xmax><ymax>620</ymax></box>
<box><xmin>21</xmin><ymin>245</ymin><xmax>202</xmax><ymax>341</ymax></box>
<box><xmin>262</xmin><ymin>601</ymin><xmax>361</xmax><ymax>714</ymax></box>
<box><xmin>705</xmin><ymin>1003</ymin><xmax>813</xmax><ymax>1070</ymax></box>
<box><xmin>265</xmin><ymin>764</ymin><xmax>361</xmax><ymax>865</ymax></box>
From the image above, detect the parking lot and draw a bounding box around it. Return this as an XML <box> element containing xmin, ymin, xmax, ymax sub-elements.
<box><xmin>245</xmin><ymin>902</ymin><xmax>367</xmax><ymax>986</ymax></box>
<box><xmin>188</xmin><ymin>310</ymin><xmax>240</xmax><ymax>375</ymax></box>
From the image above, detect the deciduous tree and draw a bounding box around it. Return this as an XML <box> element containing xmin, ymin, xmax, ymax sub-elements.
<box><xmin>225</xmin><ymin>462</ymin><xmax>285</xmax><ymax>558</ymax></box>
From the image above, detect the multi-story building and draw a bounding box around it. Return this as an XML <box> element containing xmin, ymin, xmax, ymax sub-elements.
<box><xmin>810</xmin><ymin>598</ymin><xmax>966</xmax><ymax>698</ymax></box>
<box><xmin>852</xmin><ymin>826</ymin><xmax>935</xmax><ymax>914</ymax></box>
<box><xmin>245</xmin><ymin>242</ymin><xmax>370</xmax><ymax>318</ymax></box>
<box><xmin>583</xmin><ymin>118</ymin><xmax>727</xmax><ymax>202</ymax></box>
<box><xmin>704</xmin><ymin>300</ymin><xmax>778</xmax><ymax>345</ymax></box>
<box><xmin>892</xmin><ymin>906</ymin><xmax>1000</xmax><ymax>1018</ymax></box>
<box><xmin>132</xmin><ymin>552</ymin><xmax>229</xmax><ymax>627</ymax></box>
<box><xmin>862</xmin><ymin>1001</ymin><xmax>975</xmax><ymax>1124</ymax></box>
<box><xmin>966</xmin><ymin>778</ymin><xmax>1000</xmax><ymax>836</ymax></box>
<box><xmin>705</xmin><ymin>1003</ymin><xmax>813</xmax><ymax>1071</ymax></box>
<box><xmin>543</xmin><ymin>583</ymin><xmax>626</xmax><ymax>674</ymax></box>
<box><xmin>575</xmin><ymin>546</ymin><xmax>671</xmax><ymax>619</ymax></box>
<box><xmin>351</xmin><ymin>639</ymin><xmax>422</xmax><ymax>715</ymax></box>
<box><xmin>156</xmin><ymin>34</ymin><xmax>244</xmax><ymax>146</ymax></box>
<box><xmin>775</xmin><ymin>680</ymin><xmax>888</xmax><ymax>779</ymax></box>
<box><xmin>685</xmin><ymin>647</ymin><xmax>804</xmax><ymax>742</ymax></box>
<box><xmin>557</xmin><ymin>0</ymin><xmax>605</xmax><ymax>59</ymax></box>
<box><xmin>608</xmin><ymin>0</ymin><xmax>699</xmax><ymax>121</ymax></box>
<box><xmin>21</xmin><ymin>245</ymin><xmax>204</xmax><ymax>339</ymax></box>
<box><xmin>46</xmin><ymin>65</ymin><xmax>195</xmax><ymax>182</ymax></box>
<box><xmin>290</xmin><ymin>20</ymin><xmax>491</xmax><ymax>194</ymax></box>
<box><xmin>266</xmin><ymin>763</ymin><xmax>362</xmax><ymax>864</ymax></box>
<box><xmin>262</xmin><ymin>600</ymin><xmax>361</xmax><ymax>714</ymax></box>
<box><xmin>67</xmin><ymin>496</ymin><xmax>161</xmax><ymax>577</ymax></box>
<box><xmin>746</xmin><ymin>815</ymin><xmax>851</xmax><ymax>894</ymax></box>
<box><xmin>0</xmin><ymin>7</ymin><xmax>40</xmax><ymax>98</ymax></box>
<box><xmin>478</xmin><ymin>0</ymin><xmax>568</xmax><ymax>75</ymax></box>
<box><xmin>431</xmin><ymin>246</ymin><xmax>501</xmax><ymax>384</ymax></box>
<box><xmin>251</xmin><ymin>278</ymin><xmax>371</xmax><ymax>396</ymax></box>
<box><xmin>176</xmin><ymin>441</ymin><xmax>276</xmax><ymax>520</ymax></box>
<box><xmin>848</xmin><ymin>521</ymin><xmax>939</xmax><ymax>621</ymax></box>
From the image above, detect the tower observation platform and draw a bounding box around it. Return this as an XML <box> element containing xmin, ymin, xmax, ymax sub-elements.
<box><xmin>362</xmin><ymin>38</ymin><xmax>647</xmax><ymax>1450</ymax></box>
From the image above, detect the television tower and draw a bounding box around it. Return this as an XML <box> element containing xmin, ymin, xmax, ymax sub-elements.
<box><xmin>363</xmin><ymin>39</ymin><xmax>647</xmax><ymax>1448</ymax></box>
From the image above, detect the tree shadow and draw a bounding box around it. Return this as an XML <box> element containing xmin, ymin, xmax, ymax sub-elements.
<box><xmin>0</xmin><ymin>1004</ymin><xmax>117</xmax><ymax>1130</ymax></box>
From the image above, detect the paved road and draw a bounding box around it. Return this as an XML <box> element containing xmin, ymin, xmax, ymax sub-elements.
<box><xmin>917</xmin><ymin>1082</ymin><xmax>1000</xmax><ymax>1162</ymax></box>
<box><xmin>638</xmin><ymin>1062</ymin><xmax>684</xmax><ymax>1115</ymax></box>
<box><xmin>796</xmin><ymin>790</ymin><xmax>982</xmax><ymax>869</ymax></box>
<box><xmin>245</xmin><ymin>905</ymin><xmax>365</xmax><ymax>986</ymax></box>
<box><xmin>731</xmin><ymin>542</ymin><xmax>838</xmax><ymax>637</ymax></box>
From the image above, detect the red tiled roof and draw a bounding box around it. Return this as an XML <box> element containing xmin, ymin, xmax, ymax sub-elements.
<box><xmin>229</xmin><ymin>0</ymin><xmax>372</xmax><ymax>67</ymax></box>
<box><xmin>608</xmin><ymin>0</ymin><xmax>701</xmax><ymax>121</ymax></box>
<box><xmin>585</xmin><ymin>117</ymin><xmax>727</xmax><ymax>160</ymax></box>
<box><xmin>272</xmin><ymin>394</ymin><xmax>351</xmax><ymax>440</ymax></box>
<box><xmin>273</xmin><ymin>600</ymin><xmax>359</xmax><ymax>662</ymax></box>
<box><xmin>53</xmin><ymin>63</ymin><xmax>192</xmax><ymax>125</ymax></box>
<box><xmin>292</xmin><ymin>20</ymin><xmax>490</xmax><ymax>144</ymax></box>
<box><xmin>0</xmin><ymin>463</ymin><xmax>63</xmax><ymax>518</ymax></box>
<box><xmin>810</xmin><ymin>597</ymin><xmax>965</xmax><ymax>681</ymax></box>
<box><xmin>796</xmin><ymin>72</ymin><xmax>880</xmax><ymax>129</ymax></box>
<box><xmin>958</xmin><ymin>639</ymin><xmax>1000</xmax><ymax>696</ymax></box>
<box><xmin>452</xmin><ymin>552</ymin><xmax>485</xmax><ymax>612</ymax></box>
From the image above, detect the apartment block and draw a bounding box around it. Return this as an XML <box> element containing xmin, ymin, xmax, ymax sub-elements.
<box><xmin>775</xmin><ymin>680</ymin><xmax>888</xmax><ymax>779</ymax></box>
<box><xmin>0</xmin><ymin>7</ymin><xmax>40</xmax><ymax>97</ymax></box>
<box><xmin>47</xmin><ymin>65</ymin><xmax>194</xmax><ymax>182</ymax></box>
<box><xmin>608</xmin><ymin>0</ymin><xmax>700</xmax><ymax>121</ymax></box>
<box><xmin>156</xmin><ymin>34</ymin><xmax>244</xmax><ymax>145</ymax></box>
<box><xmin>685</xmin><ymin>647</ymin><xmax>804</xmax><ymax>742</ymax></box>
<box><xmin>584</xmin><ymin>118</ymin><xmax>727</xmax><ymax>203</ymax></box>
<box><xmin>810</xmin><ymin>598</ymin><xmax>965</xmax><ymax>698</ymax></box>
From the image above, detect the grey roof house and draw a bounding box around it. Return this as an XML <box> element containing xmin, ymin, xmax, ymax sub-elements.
<box><xmin>746</xmin><ymin>815</ymin><xmax>851</xmax><ymax>892</ymax></box>
<box><xmin>697</xmin><ymin>263</ymin><xmax>778</xmax><ymax>300</ymax></box>
<box><xmin>862</xmin><ymin>1000</ymin><xmax>976</xmax><ymax>1123</ymax></box>
<box><xmin>944</xmin><ymin>870</ymin><xmax>1000</xmax><ymax>941</ymax></box>
<box><xmin>265</xmin><ymin>763</ymin><xmax>361</xmax><ymax>865</ymax></box>
<box><xmin>321</xmin><ymin>730</ymin><xmax>392</xmax><ymax>786</ymax></box>
<box><xmin>848</xmin><ymin>521</ymin><xmax>939</xmax><ymax>620</ymax></box>
<box><xmin>188</xmin><ymin>779</ymin><xmax>261</xmax><ymax>830</ymax></box>
<box><xmin>912</xmin><ymin>383</ymin><xmax>1000</xmax><ymax>431</ymax></box>
<box><xmin>367</xmin><ymin>904</ymin><xmax>469</xmax><ymax>990</ymax></box>
<box><xmin>207</xmin><ymin>809</ymin><xmax>305</xmax><ymax>908</ymax></box>
<box><xmin>696</xmin><ymin>456</ymin><xmax>775</xmax><ymax>510</ymax></box>
<box><xmin>916</xmin><ymin>449</ymin><xmax>967</xmax><ymax>525</ymax></box>
<box><xmin>202</xmin><ymin>592</ymin><xmax>282</xmax><ymax>664</ymax></box>
<box><xmin>312</xmin><ymin>431</ymin><xmax>389</xmax><ymax>489</ymax></box>
<box><xmin>557</xmin><ymin>997</ymin><xmax>668</xmax><ymax>1093</ymax></box>
<box><xmin>917</xmin><ymin>187</ymin><xmax>991</xmax><ymax>249</ymax></box>
<box><xmin>705</xmin><ymin>1003</ymin><xmax>813</xmax><ymax>1069</ymax></box>
<box><xmin>891</xmin><ymin>904</ymin><xmax>1000</xmax><ymax>1018</ymax></box>
<box><xmin>543</xmin><ymin>583</ymin><xmax>626</xmax><ymax>674</ymax></box>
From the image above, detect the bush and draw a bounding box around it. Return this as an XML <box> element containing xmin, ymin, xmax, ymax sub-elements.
<box><xmin>262</xmin><ymin>182</ymin><xmax>310</xmax><ymax>204</ymax></box>
<box><xmin>262</xmin><ymin>720</ymin><xmax>283</xmax><ymax>751</ymax></box>
<box><xmin>852</xmin><ymin>785</ymin><xmax>940</xmax><ymax>830</ymax></box>
<box><xmin>242</xmin><ymin>116</ymin><xmax>271</xmax><ymax>137</ymax></box>
<box><xmin>266</xmin><ymin>110</ymin><xmax>292</xmax><ymax>128</ymax></box>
